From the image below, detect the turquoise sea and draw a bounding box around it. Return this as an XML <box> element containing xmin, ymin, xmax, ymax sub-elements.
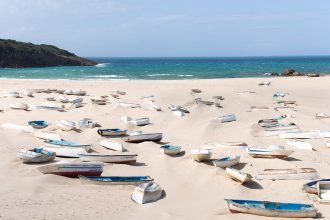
<box><xmin>0</xmin><ymin>56</ymin><xmax>330</xmax><ymax>80</ymax></box>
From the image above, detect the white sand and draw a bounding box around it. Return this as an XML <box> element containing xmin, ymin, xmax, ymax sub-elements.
<box><xmin>0</xmin><ymin>77</ymin><xmax>330</xmax><ymax>219</ymax></box>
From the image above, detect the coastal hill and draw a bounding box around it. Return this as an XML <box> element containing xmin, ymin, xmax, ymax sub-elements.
<box><xmin>0</xmin><ymin>39</ymin><xmax>97</xmax><ymax>68</ymax></box>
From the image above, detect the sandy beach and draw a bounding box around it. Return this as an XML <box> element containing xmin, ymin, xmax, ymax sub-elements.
<box><xmin>1</xmin><ymin>77</ymin><xmax>330</xmax><ymax>219</ymax></box>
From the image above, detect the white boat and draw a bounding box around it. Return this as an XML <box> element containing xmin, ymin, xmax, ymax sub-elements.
<box><xmin>55</xmin><ymin>120</ymin><xmax>76</xmax><ymax>131</ymax></box>
<box><xmin>64</xmin><ymin>89</ymin><xmax>87</xmax><ymax>96</ymax></box>
<box><xmin>316</xmin><ymin>130</ymin><xmax>330</xmax><ymax>138</ymax></box>
<box><xmin>79</xmin><ymin>152</ymin><xmax>137</xmax><ymax>163</ymax></box>
<box><xmin>79</xmin><ymin>175</ymin><xmax>153</xmax><ymax>185</ymax></box>
<box><xmin>315</xmin><ymin>113</ymin><xmax>330</xmax><ymax>119</ymax></box>
<box><xmin>122</xmin><ymin>132</ymin><xmax>162</xmax><ymax>143</ymax></box>
<box><xmin>79</xmin><ymin>118</ymin><xmax>97</xmax><ymax>128</ymax></box>
<box><xmin>190</xmin><ymin>149</ymin><xmax>211</xmax><ymax>162</ymax></box>
<box><xmin>90</xmin><ymin>96</ymin><xmax>108</xmax><ymax>105</ymax></box>
<box><xmin>34</xmin><ymin>131</ymin><xmax>61</xmax><ymax>141</ymax></box>
<box><xmin>121</xmin><ymin>116</ymin><xmax>150</xmax><ymax>126</ymax></box>
<box><xmin>100</xmin><ymin>140</ymin><xmax>124</xmax><ymax>151</ymax></box>
<box><xmin>43</xmin><ymin>146</ymin><xmax>87</xmax><ymax>158</ymax></box>
<box><xmin>247</xmin><ymin>147</ymin><xmax>293</xmax><ymax>158</ymax></box>
<box><xmin>286</xmin><ymin>139</ymin><xmax>313</xmax><ymax>151</ymax></box>
<box><xmin>44</xmin><ymin>140</ymin><xmax>91</xmax><ymax>151</ymax></box>
<box><xmin>98</xmin><ymin>128</ymin><xmax>127</xmax><ymax>136</ymax></box>
<box><xmin>264</xmin><ymin>129</ymin><xmax>300</xmax><ymax>137</ymax></box>
<box><xmin>256</xmin><ymin>168</ymin><xmax>319</xmax><ymax>180</ymax></box>
<box><xmin>202</xmin><ymin>142</ymin><xmax>248</xmax><ymax>150</ymax></box>
<box><xmin>119</xmin><ymin>102</ymin><xmax>141</xmax><ymax>108</ymax></box>
<box><xmin>45</xmin><ymin>96</ymin><xmax>56</xmax><ymax>101</ymax></box>
<box><xmin>112</xmin><ymin>90</ymin><xmax>126</xmax><ymax>95</ymax></box>
<box><xmin>1</xmin><ymin>123</ymin><xmax>34</xmax><ymax>133</ymax></box>
<box><xmin>172</xmin><ymin>110</ymin><xmax>185</xmax><ymax>117</ymax></box>
<box><xmin>168</xmin><ymin>105</ymin><xmax>189</xmax><ymax>113</ymax></box>
<box><xmin>24</xmin><ymin>90</ymin><xmax>33</xmax><ymax>97</ymax></box>
<box><xmin>132</xmin><ymin>182</ymin><xmax>163</xmax><ymax>204</ymax></box>
<box><xmin>225</xmin><ymin>167</ymin><xmax>252</xmax><ymax>184</ymax></box>
<box><xmin>58</xmin><ymin>95</ymin><xmax>69</xmax><ymax>103</ymax></box>
<box><xmin>218</xmin><ymin>114</ymin><xmax>236</xmax><ymax>123</ymax></box>
<box><xmin>36</xmin><ymin>102</ymin><xmax>65</xmax><ymax>111</ymax></box>
<box><xmin>9</xmin><ymin>103</ymin><xmax>29</xmax><ymax>110</ymax></box>
<box><xmin>264</xmin><ymin>123</ymin><xmax>298</xmax><ymax>131</ymax></box>
<box><xmin>160</xmin><ymin>145</ymin><xmax>182</xmax><ymax>156</ymax></box>
<box><xmin>147</xmin><ymin>104</ymin><xmax>162</xmax><ymax>111</ymax></box>
<box><xmin>38</xmin><ymin>161</ymin><xmax>103</xmax><ymax>177</ymax></box>
<box><xmin>279</xmin><ymin>131</ymin><xmax>318</xmax><ymax>139</ymax></box>
<box><xmin>317</xmin><ymin>181</ymin><xmax>330</xmax><ymax>204</ymax></box>
<box><xmin>2</xmin><ymin>91</ymin><xmax>19</xmax><ymax>98</ymax></box>
<box><xmin>17</xmin><ymin>148</ymin><xmax>56</xmax><ymax>163</ymax></box>
<box><xmin>69</xmin><ymin>97</ymin><xmax>83</xmax><ymax>104</ymax></box>
<box><xmin>213</xmin><ymin>155</ymin><xmax>240</xmax><ymax>168</ymax></box>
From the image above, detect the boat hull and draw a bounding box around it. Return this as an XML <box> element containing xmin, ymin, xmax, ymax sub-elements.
<box><xmin>79</xmin><ymin>176</ymin><xmax>153</xmax><ymax>185</ymax></box>
<box><xmin>38</xmin><ymin>162</ymin><xmax>103</xmax><ymax>177</ymax></box>
<box><xmin>213</xmin><ymin>156</ymin><xmax>240</xmax><ymax>168</ymax></box>
<box><xmin>79</xmin><ymin>153</ymin><xmax>137</xmax><ymax>163</ymax></box>
<box><xmin>226</xmin><ymin>199</ymin><xmax>317</xmax><ymax>218</ymax></box>
<box><xmin>122</xmin><ymin>133</ymin><xmax>162</xmax><ymax>143</ymax></box>
<box><xmin>226</xmin><ymin>168</ymin><xmax>252</xmax><ymax>184</ymax></box>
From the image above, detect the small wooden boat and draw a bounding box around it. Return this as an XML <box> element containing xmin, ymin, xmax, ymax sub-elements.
<box><xmin>318</xmin><ymin>181</ymin><xmax>330</xmax><ymax>204</ymax></box>
<box><xmin>191</xmin><ymin>89</ymin><xmax>202</xmax><ymax>93</ymax></box>
<box><xmin>100</xmin><ymin>140</ymin><xmax>124</xmax><ymax>151</ymax></box>
<box><xmin>202</xmin><ymin>142</ymin><xmax>248</xmax><ymax>150</ymax></box>
<box><xmin>303</xmin><ymin>179</ymin><xmax>330</xmax><ymax>194</ymax></box>
<box><xmin>24</xmin><ymin>90</ymin><xmax>33</xmax><ymax>97</ymax></box>
<box><xmin>132</xmin><ymin>182</ymin><xmax>162</xmax><ymax>204</ymax></box>
<box><xmin>44</xmin><ymin>140</ymin><xmax>91</xmax><ymax>151</ymax></box>
<box><xmin>38</xmin><ymin>161</ymin><xmax>103</xmax><ymax>177</ymax></box>
<box><xmin>225</xmin><ymin>199</ymin><xmax>317</xmax><ymax>218</ymax></box>
<box><xmin>190</xmin><ymin>149</ymin><xmax>211</xmax><ymax>162</ymax></box>
<box><xmin>160</xmin><ymin>145</ymin><xmax>181</xmax><ymax>156</ymax></box>
<box><xmin>225</xmin><ymin>167</ymin><xmax>252</xmax><ymax>184</ymax></box>
<box><xmin>172</xmin><ymin>110</ymin><xmax>185</xmax><ymax>117</ymax></box>
<box><xmin>213</xmin><ymin>155</ymin><xmax>240</xmax><ymax>168</ymax></box>
<box><xmin>64</xmin><ymin>89</ymin><xmax>87</xmax><ymax>96</ymax></box>
<box><xmin>264</xmin><ymin>123</ymin><xmax>298</xmax><ymax>131</ymax></box>
<box><xmin>247</xmin><ymin>147</ymin><xmax>293</xmax><ymax>158</ymax></box>
<box><xmin>122</xmin><ymin>132</ymin><xmax>162</xmax><ymax>143</ymax></box>
<box><xmin>147</xmin><ymin>104</ymin><xmax>162</xmax><ymax>111</ymax></box>
<box><xmin>69</xmin><ymin>97</ymin><xmax>83</xmax><ymax>104</ymax></box>
<box><xmin>79</xmin><ymin>118</ymin><xmax>97</xmax><ymax>128</ymax></box>
<box><xmin>45</xmin><ymin>96</ymin><xmax>56</xmax><ymax>101</ymax></box>
<box><xmin>264</xmin><ymin>129</ymin><xmax>301</xmax><ymax>137</ymax></box>
<box><xmin>256</xmin><ymin>168</ymin><xmax>319</xmax><ymax>180</ymax></box>
<box><xmin>119</xmin><ymin>102</ymin><xmax>141</xmax><ymax>108</ymax></box>
<box><xmin>279</xmin><ymin>131</ymin><xmax>318</xmax><ymax>139</ymax></box>
<box><xmin>9</xmin><ymin>102</ymin><xmax>29</xmax><ymax>110</ymax></box>
<box><xmin>43</xmin><ymin>146</ymin><xmax>88</xmax><ymax>158</ymax></box>
<box><xmin>315</xmin><ymin>113</ymin><xmax>330</xmax><ymax>119</ymax></box>
<box><xmin>97</xmin><ymin>128</ymin><xmax>127</xmax><ymax>136</ymax></box>
<box><xmin>286</xmin><ymin>139</ymin><xmax>312</xmax><ymax>151</ymax></box>
<box><xmin>28</xmin><ymin>120</ymin><xmax>49</xmax><ymax>129</ymax></box>
<box><xmin>1</xmin><ymin>123</ymin><xmax>34</xmax><ymax>133</ymax></box>
<box><xmin>55</xmin><ymin>120</ymin><xmax>76</xmax><ymax>131</ymax></box>
<box><xmin>58</xmin><ymin>95</ymin><xmax>69</xmax><ymax>103</ymax></box>
<box><xmin>112</xmin><ymin>90</ymin><xmax>126</xmax><ymax>95</ymax></box>
<box><xmin>121</xmin><ymin>116</ymin><xmax>150</xmax><ymax>126</ymax></box>
<box><xmin>90</xmin><ymin>96</ymin><xmax>107</xmax><ymax>105</ymax></box>
<box><xmin>195</xmin><ymin>98</ymin><xmax>214</xmax><ymax>106</ymax></box>
<box><xmin>213</xmin><ymin>95</ymin><xmax>224</xmax><ymax>100</ymax></box>
<box><xmin>168</xmin><ymin>105</ymin><xmax>190</xmax><ymax>113</ymax></box>
<box><xmin>2</xmin><ymin>91</ymin><xmax>19</xmax><ymax>98</ymax></box>
<box><xmin>34</xmin><ymin>131</ymin><xmax>61</xmax><ymax>141</ymax></box>
<box><xmin>79</xmin><ymin>152</ymin><xmax>137</xmax><ymax>163</ymax></box>
<box><xmin>17</xmin><ymin>148</ymin><xmax>56</xmax><ymax>163</ymax></box>
<box><xmin>316</xmin><ymin>130</ymin><xmax>330</xmax><ymax>138</ymax></box>
<box><xmin>218</xmin><ymin>114</ymin><xmax>236</xmax><ymax>123</ymax></box>
<box><xmin>36</xmin><ymin>102</ymin><xmax>65</xmax><ymax>111</ymax></box>
<box><xmin>79</xmin><ymin>175</ymin><xmax>153</xmax><ymax>185</ymax></box>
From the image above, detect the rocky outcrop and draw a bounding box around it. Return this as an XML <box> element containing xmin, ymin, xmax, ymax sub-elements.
<box><xmin>281</xmin><ymin>69</ymin><xmax>304</xmax><ymax>76</ymax></box>
<box><xmin>0</xmin><ymin>39</ymin><xmax>97</xmax><ymax>68</ymax></box>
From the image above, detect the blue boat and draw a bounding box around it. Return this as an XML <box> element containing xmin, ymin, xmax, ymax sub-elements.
<box><xmin>303</xmin><ymin>179</ymin><xmax>330</xmax><ymax>194</ymax></box>
<box><xmin>225</xmin><ymin>199</ymin><xmax>317</xmax><ymax>218</ymax></box>
<box><xmin>28</xmin><ymin>120</ymin><xmax>49</xmax><ymax>129</ymax></box>
<box><xmin>160</xmin><ymin>145</ymin><xmax>182</xmax><ymax>155</ymax></box>
<box><xmin>79</xmin><ymin>175</ymin><xmax>153</xmax><ymax>185</ymax></box>
<box><xmin>97</xmin><ymin>128</ymin><xmax>127</xmax><ymax>136</ymax></box>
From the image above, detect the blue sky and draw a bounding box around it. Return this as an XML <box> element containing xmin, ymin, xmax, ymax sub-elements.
<box><xmin>0</xmin><ymin>0</ymin><xmax>329</xmax><ymax>57</ymax></box>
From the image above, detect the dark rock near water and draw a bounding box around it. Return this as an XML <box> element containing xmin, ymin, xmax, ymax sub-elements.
<box><xmin>281</xmin><ymin>69</ymin><xmax>304</xmax><ymax>76</ymax></box>
<box><xmin>0</xmin><ymin>39</ymin><xmax>97</xmax><ymax>68</ymax></box>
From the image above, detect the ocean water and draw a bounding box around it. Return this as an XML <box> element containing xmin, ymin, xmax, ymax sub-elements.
<box><xmin>0</xmin><ymin>56</ymin><xmax>330</xmax><ymax>80</ymax></box>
